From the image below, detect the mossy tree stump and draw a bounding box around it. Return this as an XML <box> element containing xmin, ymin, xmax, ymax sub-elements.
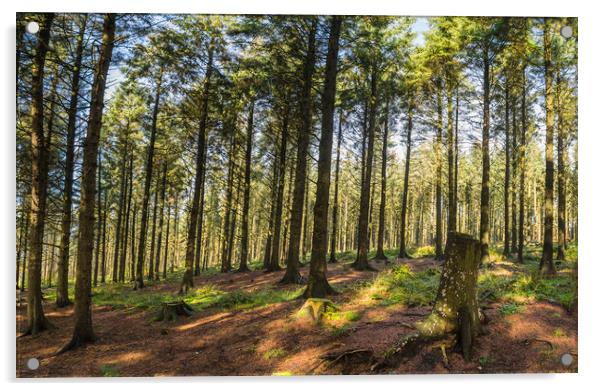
<box><xmin>154</xmin><ymin>301</ymin><xmax>194</xmax><ymax>322</ymax></box>
<box><xmin>296</xmin><ymin>298</ymin><xmax>338</xmax><ymax>324</ymax></box>
<box><xmin>376</xmin><ymin>232</ymin><xmax>481</xmax><ymax>369</ymax></box>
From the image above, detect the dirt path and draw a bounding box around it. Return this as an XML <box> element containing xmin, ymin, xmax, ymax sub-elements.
<box><xmin>16</xmin><ymin>258</ymin><xmax>577</xmax><ymax>377</ymax></box>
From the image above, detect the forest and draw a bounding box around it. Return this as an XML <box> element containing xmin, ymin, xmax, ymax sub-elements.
<box><xmin>16</xmin><ymin>14</ymin><xmax>578</xmax><ymax>376</ymax></box>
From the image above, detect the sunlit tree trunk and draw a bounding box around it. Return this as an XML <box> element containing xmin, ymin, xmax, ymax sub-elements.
<box><xmin>282</xmin><ymin>20</ymin><xmax>316</xmax><ymax>283</ymax></box>
<box><xmin>479</xmin><ymin>47</ymin><xmax>491</xmax><ymax>265</ymax></box>
<box><xmin>353</xmin><ymin>64</ymin><xmax>378</xmax><ymax>271</ymax></box>
<box><xmin>517</xmin><ymin>65</ymin><xmax>527</xmax><ymax>264</ymax></box>
<box><xmin>329</xmin><ymin>111</ymin><xmax>343</xmax><ymax>263</ymax></box>
<box><xmin>435</xmin><ymin>84</ymin><xmax>443</xmax><ymax>260</ymax></box>
<box><xmin>540</xmin><ymin>18</ymin><xmax>557</xmax><ymax>276</ymax></box>
<box><xmin>239</xmin><ymin>99</ymin><xmax>255</xmax><ymax>272</ymax></box>
<box><xmin>375</xmin><ymin>98</ymin><xmax>390</xmax><ymax>261</ymax></box>
<box><xmin>61</xmin><ymin>13</ymin><xmax>115</xmax><ymax>351</ymax></box>
<box><xmin>503</xmin><ymin>80</ymin><xmax>511</xmax><ymax>257</ymax></box>
<box><xmin>155</xmin><ymin>162</ymin><xmax>167</xmax><ymax>279</ymax></box>
<box><xmin>556</xmin><ymin>68</ymin><xmax>567</xmax><ymax>261</ymax></box>
<box><xmin>398</xmin><ymin>102</ymin><xmax>414</xmax><ymax>259</ymax></box>
<box><xmin>56</xmin><ymin>15</ymin><xmax>86</xmax><ymax>307</ymax></box>
<box><xmin>136</xmin><ymin>69</ymin><xmax>163</xmax><ymax>289</ymax></box>
<box><xmin>304</xmin><ymin>15</ymin><xmax>342</xmax><ymax>298</ymax></box>
<box><xmin>24</xmin><ymin>13</ymin><xmax>54</xmax><ymax>336</ymax></box>
<box><xmin>180</xmin><ymin>40</ymin><xmax>213</xmax><ymax>293</ymax></box>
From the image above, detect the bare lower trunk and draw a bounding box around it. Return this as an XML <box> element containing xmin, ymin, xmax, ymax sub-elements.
<box><xmin>304</xmin><ymin>16</ymin><xmax>341</xmax><ymax>298</ymax></box>
<box><xmin>61</xmin><ymin>14</ymin><xmax>115</xmax><ymax>352</ymax></box>
<box><xmin>25</xmin><ymin>13</ymin><xmax>54</xmax><ymax>336</ymax></box>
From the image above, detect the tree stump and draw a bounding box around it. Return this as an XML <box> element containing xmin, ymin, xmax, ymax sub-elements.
<box><xmin>296</xmin><ymin>298</ymin><xmax>338</xmax><ymax>324</ymax></box>
<box><xmin>154</xmin><ymin>301</ymin><xmax>194</xmax><ymax>322</ymax></box>
<box><xmin>375</xmin><ymin>232</ymin><xmax>481</xmax><ymax>370</ymax></box>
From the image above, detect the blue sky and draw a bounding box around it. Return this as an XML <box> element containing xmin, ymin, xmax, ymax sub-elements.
<box><xmin>411</xmin><ymin>17</ymin><xmax>430</xmax><ymax>47</ymax></box>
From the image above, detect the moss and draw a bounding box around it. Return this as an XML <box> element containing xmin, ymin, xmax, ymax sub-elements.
<box><xmin>263</xmin><ymin>348</ymin><xmax>286</xmax><ymax>360</ymax></box>
<box><xmin>99</xmin><ymin>364</ymin><xmax>120</xmax><ymax>377</ymax></box>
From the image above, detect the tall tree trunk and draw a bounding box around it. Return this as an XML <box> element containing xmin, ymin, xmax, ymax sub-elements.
<box><xmin>511</xmin><ymin>99</ymin><xmax>518</xmax><ymax>253</ymax></box>
<box><xmin>135</xmin><ymin>70</ymin><xmax>163</xmax><ymax>289</ymax></box>
<box><xmin>503</xmin><ymin>80</ymin><xmax>511</xmax><ymax>257</ymax></box>
<box><xmin>556</xmin><ymin>68</ymin><xmax>567</xmax><ymax>261</ymax></box>
<box><xmin>112</xmin><ymin>142</ymin><xmax>127</xmax><ymax>282</ymax></box>
<box><xmin>148</xmin><ymin>178</ymin><xmax>159</xmax><ymax>280</ymax></box>
<box><xmin>446</xmin><ymin>80</ymin><xmax>457</xmax><ymax>243</ymax></box>
<box><xmin>180</xmin><ymin>41</ymin><xmax>213</xmax><ymax>292</ymax></box>
<box><xmin>93</xmin><ymin>151</ymin><xmax>102</xmax><ymax>287</ymax></box>
<box><xmin>101</xmin><ymin>189</ymin><xmax>108</xmax><ymax>283</ymax></box>
<box><xmin>518</xmin><ymin>65</ymin><xmax>527</xmax><ymax>264</ymax></box>
<box><xmin>56</xmin><ymin>15</ymin><xmax>86</xmax><ymax>307</ymax></box>
<box><xmin>193</xmin><ymin>128</ymin><xmax>208</xmax><ymax>277</ymax></box>
<box><xmin>479</xmin><ymin>48</ymin><xmax>491</xmax><ymax>265</ymax></box>
<box><xmin>238</xmin><ymin>98</ymin><xmax>255</xmax><ymax>272</ymax></box>
<box><xmin>398</xmin><ymin>102</ymin><xmax>414</xmax><ymax>259</ymax></box>
<box><xmin>435</xmin><ymin>85</ymin><xmax>443</xmax><ymax>260</ymax></box>
<box><xmin>220</xmin><ymin>132</ymin><xmax>236</xmax><ymax>273</ymax></box>
<box><xmin>61</xmin><ymin>13</ymin><xmax>115</xmax><ymax>351</ymax></box>
<box><xmin>267</xmin><ymin>102</ymin><xmax>289</xmax><ymax>272</ymax></box>
<box><xmin>329</xmin><ymin>111</ymin><xmax>343</xmax><ymax>263</ymax></box>
<box><xmin>375</xmin><ymin>98</ymin><xmax>390</xmax><ymax>260</ymax></box>
<box><xmin>163</xmin><ymin>201</ymin><xmax>171</xmax><ymax>279</ymax></box>
<box><xmin>263</xmin><ymin>145</ymin><xmax>278</xmax><ymax>270</ymax></box>
<box><xmin>353</xmin><ymin>64</ymin><xmax>378</xmax><ymax>271</ymax></box>
<box><xmin>24</xmin><ymin>13</ymin><xmax>54</xmax><ymax>336</ymax></box>
<box><xmin>282</xmin><ymin>21</ymin><xmax>316</xmax><ymax>283</ymax></box>
<box><xmin>129</xmin><ymin>202</ymin><xmax>137</xmax><ymax>281</ymax></box>
<box><xmin>540</xmin><ymin>18</ymin><xmax>557</xmax><ymax>276</ymax></box>
<box><xmin>155</xmin><ymin>162</ymin><xmax>167</xmax><ymax>279</ymax></box>
<box><xmin>120</xmin><ymin>156</ymin><xmax>133</xmax><ymax>282</ymax></box>
<box><xmin>303</xmin><ymin>15</ymin><xmax>342</xmax><ymax>298</ymax></box>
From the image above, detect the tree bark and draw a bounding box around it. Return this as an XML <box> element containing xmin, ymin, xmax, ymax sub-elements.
<box><xmin>120</xmin><ymin>156</ymin><xmax>133</xmax><ymax>282</ymax></box>
<box><xmin>60</xmin><ymin>13</ymin><xmax>115</xmax><ymax>351</ymax></box>
<box><xmin>267</xmin><ymin>101</ymin><xmax>290</xmax><ymax>272</ymax></box>
<box><xmin>56</xmin><ymin>15</ymin><xmax>86</xmax><ymax>307</ymax></box>
<box><xmin>398</xmin><ymin>102</ymin><xmax>414</xmax><ymax>259</ymax></box>
<box><xmin>329</xmin><ymin>111</ymin><xmax>343</xmax><ymax>263</ymax></box>
<box><xmin>353</xmin><ymin>62</ymin><xmax>378</xmax><ymax>271</ymax></box>
<box><xmin>136</xmin><ymin>70</ymin><xmax>163</xmax><ymax>289</ymax></box>
<box><xmin>374</xmin><ymin>98</ymin><xmax>390</xmax><ymax>261</ymax></box>
<box><xmin>435</xmin><ymin>85</ymin><xmax>443</xmax><ymax>260</ymax></box>
<box><xmin>378</xmin><ymin>232</ymin><xmax>481</xmax><ymax>369</ymax></box>
<box><xmin>93</xmin><ymin>151</ymin><xmax>102</xmax><ymax>286</ymax></box>
<box><xmin>517</xmin><ymin>65</ymin><xmax>527</xmax><ymax>264</ymax></box>
<box><xmin>180</xmin><ymin>41</ymin><xmax>213</xmax><ymax>292</ymax></box>
<box><xmin>540</xmin><ymin>18</ymin><xmax>557</xmax><ymax>276</ymax></box>
<box><xmin>446</xmin><ymin>80</ymin><xmax>457</xmax><ymax>243</ymax></box>
<box><xmin>556</xmin><ymin>68</ymin><xmax>567</xmax><ymax>261</ymax></box>
<box><xmin>503</xmin><ymin>80</ymin><xmax>511</xmax><ymax>257</ymax></box>
<box><xmin>479</xmin><ymin>48</ymin><xmax>491</xmax><ymax>265</ymax></box>
<box><xmin>220</xmin><ymin>131</ymin><xmax>236</xmax><ymax>273</ymax></box>
<box><xmin>303</xmin><ymin>16</ymin><xmax>342</xmax><ymax>298</ymax></box>
<box><xmin>282</xmin><ymin>21</ymin><xmax>317</xmax><ymax>283</ymax></box>
<box><xmin>238</xmin><ymin>98</ymin><xmax>255</xmax><ymax>272</ymax></box>
<box><xmin>155</xmin><ymin>162</ymin><xmax>167</xmax><ymax>279</ymax></box>
<box><xmin>24</xmin><ymin>13</ymin><xmax>54</xmax><ymax>336</ymax></box>
<box><xmin>148</xmin><ymin>177</ymin><xmax>159</xmax><ymax>280</ymax></box>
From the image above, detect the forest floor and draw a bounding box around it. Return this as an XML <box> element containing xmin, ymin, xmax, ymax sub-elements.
<box><xmin>16</xmin><ymin>246</ymin><xmax>578</xmax><ymax>377</ymax></box>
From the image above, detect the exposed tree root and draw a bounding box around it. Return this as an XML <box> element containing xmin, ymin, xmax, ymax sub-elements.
<box><xmin>279</xmin><ymin>270</ymin><xmax>306</xmax><ymax>285</ymax></box>
<box><xmin>351</xmin><ymin>260</ymin><xmax>379</xmax><ymax>272</ymax></box>
<box><xmin>235</xmin><ymin>265</ymin><xmax>251</xmax><ymax>273</ymax></box>
<box><xmin>56</xmin><ymin>332</ymin><xmax>96</xmax><ymax>355</ymax></box>
<box><xmin>320</xmin><ymin>348</ymin><xmax>374</xmax><ymax>370</ymax></box>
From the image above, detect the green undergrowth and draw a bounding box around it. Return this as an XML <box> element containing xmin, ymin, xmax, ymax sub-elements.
<box><xmin>44</xmin><ymin>279</ymin><xmax>304</xmax><ymax>314</ymax></box>
<box><xmin>354</xmin><ymin>264</ymin><xmax>440</xmax><ymax>308</ymax></box>
<box><xmin>479</xmin><ymin>244</ymin><xmax>577</xmax><ymax>310</ymax></box>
